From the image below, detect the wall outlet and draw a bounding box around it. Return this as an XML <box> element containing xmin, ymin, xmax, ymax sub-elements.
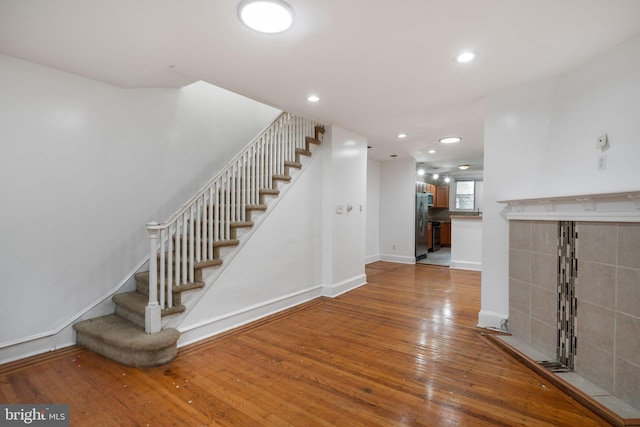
<box><xmin>597</xmin><ymin>154</ymin><xmax>607</xmax><ymax>171</ymax></box>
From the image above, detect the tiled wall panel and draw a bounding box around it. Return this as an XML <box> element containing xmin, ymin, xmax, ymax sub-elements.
<box><xmin>508</xmin><ymin>220</ymin><xmax>640</xmax><ymax>410</ymax></box>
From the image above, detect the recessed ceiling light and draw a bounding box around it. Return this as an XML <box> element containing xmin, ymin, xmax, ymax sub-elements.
<box><xmin>433</xmin><ymin>174</ymin><xmax>439</xmax><ymax>180</ymax></box>
<box><xmin>238</xmin><ymin>0</ymin><xmax>294</xmax><ymax>34</ymax></box>
<box><xmin>444</xmin><ymin>177</ymin><xmax>451</xmax><ymax>183</ymax></box>
<box><xmin>440</xmin><ymin>136</ymin><xmax>461</xmax><ymax>144</ymax></box>
<box><xmin>397</xmin><ymin>133</ymin><xmax>407</xmax><ymax>139</ymax></box>
<box><xmin>307</xmin><ymin>95</ymin><xmax>320</xmax><ymax>102</ymax></box>
<box><xmin>458</xmin><ymin>164</ymin><xmax>470</xmax><ymax>170</ymax></box>
<box><xmin>428</xmin><ymin>149</ymin><xmax>437</xmax><ymax>154</ymax></box>
<box><xmin>417</xmin><ymin>169</ymin><xmax>425</xmax><ymax>176</ymax></box>
<box><xmin>455</xmin><ymin>51</ymin><xmax>476</xmax><ymax>63</ymax></box>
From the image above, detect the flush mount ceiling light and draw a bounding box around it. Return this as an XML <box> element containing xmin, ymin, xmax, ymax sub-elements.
<box><xmin>417</xmin><ymin>169</ymin><xmax>425</xmax><ymax>176</ymax></box>
<box><xmin>238</xmin><ymin>0</ymin><xmax>294</xmax><ymax>34</ymax></box>
<box><xmin>458</xmin><ymin>164</ymin><xmax>470</xmax><ymax>170</ymax></box>
<box><xmin>307</xmin><ymin>95</ymin><xmax>320</xmax><ymax>102</ymax></box>
<box><xmin>397</xmin><ymin>133</ymin><xmax>407</xmax><ymax>139</ymax></box>
<box><xmin>440</xmin><ymin>136</ymin><xmax>461</xmax><ymax>144</ymax></box>
<box><xmin>428</xmin><ymin>149</ymin><xmax>437</xmax><ymax>154</ymax></box>
<box><xmin>455</xmin><ymin>51</ymin><xmax>476</xmax><ymax>63</ymax></box>
<box><xmin>433</xmin><ymin>173</ymin><xmax>439</xmax><ymax>180</ymax></box>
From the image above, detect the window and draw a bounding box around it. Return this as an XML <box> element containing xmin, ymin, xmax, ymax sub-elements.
<box><xmin>454</xmin><ymin>179</ymin><xmax>483</xmax><ymax>211</ymax></box>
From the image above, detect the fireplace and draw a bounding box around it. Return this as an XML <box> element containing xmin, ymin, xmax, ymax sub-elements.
<box><xmin>502</xmin><ymin>191</ymin><xmax>640</xmax><ymax>412</ymax></box>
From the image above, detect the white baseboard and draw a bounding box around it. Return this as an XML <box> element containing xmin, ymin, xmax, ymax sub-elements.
<box><xmin>365</xmin><ymin>254</ymin><xmax>381</xmax><ymax>264</ymax></box>
<box><xmin>450</xmin><ymin>260</ymin><xmax>482</xmax><ymax>271</ymax></box>
<box><xmin>380</xmin><ymin>254</ymin><xmax>415</xmax><ymax>264</ymax></box>
<box><xmin>477</xmin><ymin>309</ymin><xmax>509</xmax><ymax>330</ymax></box>
<box><xmin>322</xmin><ymin>274</ymin><xmax>367</xmax><ymax>298</ymax></box>
<box><xmin>0</xmin><ymin>325</ymin><xmax>76</xmax><ymax>365</ymax></box>
<box><xmin>177</xmin><ymin>286</ymin><xmax>323</xmax><ymax>348</ymax></box>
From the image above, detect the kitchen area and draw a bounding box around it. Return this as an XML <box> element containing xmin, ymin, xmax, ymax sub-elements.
<box><xmin>415</xmin><ymin>177</ymin><xmax>483</xmax><ymax>270</ymax></box>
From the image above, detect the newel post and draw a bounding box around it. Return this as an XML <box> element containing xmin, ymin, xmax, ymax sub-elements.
<box><xmin>145</xmin><ymin>222</ymin><xmax>162</xmax><ymax>334</ymax></box>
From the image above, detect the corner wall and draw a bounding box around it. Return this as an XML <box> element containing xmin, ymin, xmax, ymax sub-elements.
<box><xmin>379</xmin><ymin>159</ymin><xmax>416</xmax><ymax>264</ymax></box>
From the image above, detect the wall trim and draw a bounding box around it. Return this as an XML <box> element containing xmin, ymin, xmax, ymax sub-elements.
<box><xmin>499</xmin><ymin>191</ymin><xmax>640</xmax><ymax>222</ymax></box>
<box><xmin>478</xmin><ymin>309</ymin><xmax>509</xmax><ymax>330</ymax></box>
<box><xmin>178</xmin><ymin>285</ymin><xmax>323</xmax><ymax>347</ymax></box>
<box><xmin>322</xmin><ymin>274</ymin><xmax>367</xmax><ymax>298</ymax></box>
<box><xmin>365</xmin><ymin>254</ymin><xmax>382</xmax><ymax>264</ymax></box>
<box><xmin>450</xmin><ymin>261</ymin><xmax>482</xmax><ymax>271</ymax></box>
<box><xmin>0</xmin><ymin>256</ymin><xmax>147</xmax><ymax>352</ymax></box>
<box><xmin>380</xmin><ymin>254</ymin><xmax>415</xmax><ymax>264</ymax></box>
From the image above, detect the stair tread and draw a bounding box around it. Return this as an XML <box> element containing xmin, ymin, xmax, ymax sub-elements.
<box><xmin>246</xmin><ymin>204</ymin><xmax>267</xmax><ymax>210</ymax></box>
<box><xmin>273</xmin><ymin>174</ymin><xmax>292</xmax><ymax>181</ymax></box>
<box><xmin>74</xmin><ymin>315</ymin><xmax>179</xmax><ymax>351</ymax></box>
<box><xmin>306</xmin><ymin>136</ymin><xmax>321</xmax><ymax>145</ymax></box>
<box><xmin>113</xmin><ymin>292</ymin><xmax>185</xmax><ymax>316</ymax></box>
<box><xmin>260</xmin><ymin>188</ymin><xmax>280</xmax><ymax>195</ymax></box>
<box><xmin>284</xmin><ymin>161</ymin><xmax>302</xmax><ymax>169</ymax></box>
<box><xmin>135</xmin><ymin>271</ymin><xmax>211</xmax><ymax>289</ymax></box>
<box><xmin>296</xmin><ymin>148</ymin><xmax>312</xmax><ymax>156</ymax></box>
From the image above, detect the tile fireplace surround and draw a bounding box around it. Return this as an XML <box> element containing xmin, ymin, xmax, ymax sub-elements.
<box><xmin>501</xmin><ymin>191</ymin><xmax>640</xmax><ymax>413</ymax></box>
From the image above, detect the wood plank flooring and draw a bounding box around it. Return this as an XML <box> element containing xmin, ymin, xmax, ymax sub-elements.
<box><xmin>0</xmin><ymin>262</ymin><xmax>611</xmax><ymax>426</ymax></box>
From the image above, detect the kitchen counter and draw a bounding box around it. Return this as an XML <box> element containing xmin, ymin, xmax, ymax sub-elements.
<box><xmin>450</xmin><ymin>216</ymin><xmax>483</xmax><ymax>271</ymax></box>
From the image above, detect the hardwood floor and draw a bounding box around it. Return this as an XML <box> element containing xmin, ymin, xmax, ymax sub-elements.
<box><xmin>0</xmin><ymin>262</ymin><xmax>611</xmax><ymax>426</ymax></box>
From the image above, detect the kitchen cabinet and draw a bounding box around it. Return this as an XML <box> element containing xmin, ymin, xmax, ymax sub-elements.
<box><xmin>426</xmin><ymin>184</ymin><xmax>436</xmax><ymax>195</ymax></box>
<box><xmin>435</xmin><ymin>185</ymin><xmax>449</xmax><ymax>208</ymax></box>
<box><xmin>441</xmin><ymin>222</ymin><xmax>451</xmax><ymax>247</ymax></box>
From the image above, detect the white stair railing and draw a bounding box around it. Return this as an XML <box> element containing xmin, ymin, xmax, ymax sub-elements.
<box><xmin>144</xmin><ymin>112</ymin><xmax>322</xmax><ymax>333</ymax></box>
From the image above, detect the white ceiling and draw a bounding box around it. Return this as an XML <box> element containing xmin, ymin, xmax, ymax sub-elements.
<box><xmin>1</xmin><ymin>0</ymin><xmax>639</xmax><ymax>177</ymax></box>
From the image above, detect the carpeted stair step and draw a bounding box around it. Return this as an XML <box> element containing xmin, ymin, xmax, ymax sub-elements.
<box><xmin>135</xmin><ymin>271</ymin><xmax>208</xmax><ymax>305</ymax></box>
<box><xmin>113</xmin><ymin>291</ymin><xmax>185</xmax><ymax>329</ymax></box>
<box><xmin>259</xmin><ymin>188</ymin><xmax>280</xmax><ymax>204</ymax></box>
<box><xmin>272</xmin><ymin>174</ymin><xmax>292</xmax><ymax>183</ymax></box>
<box><xmin>74</xmin><ymin>314</ymin><xmax>180</xmax><ymax>368</ymax></box>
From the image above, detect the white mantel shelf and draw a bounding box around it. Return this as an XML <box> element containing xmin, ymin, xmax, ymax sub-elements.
<box><xmin>499</xmin><ymin>191</ymin><xmax>640</xmax><ymax>222</ymax></box>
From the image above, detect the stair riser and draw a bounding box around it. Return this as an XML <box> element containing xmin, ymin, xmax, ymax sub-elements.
<box><xmin>76</xmin><ymin>331</ymin><xmax>177</xmax><ymax>368</ymax></box>
<box><xmin>115</xmin><ymin>305</ymin><xmax>146</xmax><ymax>329</ymax></box>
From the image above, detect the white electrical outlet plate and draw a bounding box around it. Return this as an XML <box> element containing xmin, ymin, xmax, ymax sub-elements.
<box><xmin>597</xmin><ymin>154</ymin><xmax>607</xmax><ymax>171</ymax></box>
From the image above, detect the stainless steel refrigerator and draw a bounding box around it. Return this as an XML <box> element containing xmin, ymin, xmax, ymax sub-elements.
<box><xmin>415</xmin><ymin>193</ymin><xmax>429</xmax><ymax>260</ymax></box>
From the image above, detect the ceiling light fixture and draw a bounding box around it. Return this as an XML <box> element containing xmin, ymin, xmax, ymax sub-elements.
<box><xmin>455</xmin><ymin>51</ymin><xmax>476</xmax><ymax>63</ymax></box>
<box><xmin>307</xmin><ymin>95</ymin><xmax>320</xmax><ymax>102</ymax></box>
<box><xmin>238</xmin><ymin>0</ymin><xmax>294</xmax><ymax>34</ymax></box>
<box><xmin>433</xmin><ymin>174</ymin><xmax>439</xmax><ymax>180</ymax></box>
<box><xmin>440</xmin><ymin>136</ymin><xmax>461</xmax><ymax>144</ymax></box>
<box><xmin>397</xmin><ymin>133</ymin><xmax>407</xmax><ymax>139</ymax></box>
<box><xmin>417</xmin><ymin>169</ymin><xmax>425</xmax><ymax>176</ymax></box>
<box><xmin>428</xmin><ymin>149</ymin><xmax>436</xmax><ymax>154</ymax></box>
<box><xmin>444</xmin><ymin>177</ymin><xmax>451</xmax><ymax>183</ymax></box>
<box><xmin>458</xmin><ymin>164</ymin><xmax>470</xmax><ymax>170</ymax></box>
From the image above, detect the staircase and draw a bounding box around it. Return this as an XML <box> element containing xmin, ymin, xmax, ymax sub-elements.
<box><xmin>74</xmin><ymin>113</ymin><xmax>324</xmax><ymax>367</ymax></box>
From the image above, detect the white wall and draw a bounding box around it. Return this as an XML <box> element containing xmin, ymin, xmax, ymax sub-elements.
<box><xmin>480</xmin><ymin>34</ymin><xmax>640</xmax><ymax>328</ymax></box>
<box><xmin>379</xmin><ymin>159</ymin><xmax>415</xmax><ymax>264</ymax></box>
<box><xmin>179</xmin><ymin>125</ymin><xmax>369</xmax><ymax>344</ymax></box>
<box><xmin>178</xmin><ymin>143</ymin><xmax>325</xmax><ymax>344</ymax></box>
<box><xmin>0</xmin><ymin>53</ymin><xmax>280</xmax><ymax>360</ymax></box>
<box><xmin>366</xmin><ymin>158</ymin><xmax>381</xmax><ymax>263</ymax></box>
<box><xmin>322</xmin><ymin>127</ymin><xmax>368</xmax><ymax>296</ymax></box>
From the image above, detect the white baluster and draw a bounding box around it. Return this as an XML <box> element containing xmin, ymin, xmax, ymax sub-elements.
<box><xmin>196</xmin><ymin>199</ymin><xmax>202</xmax><ymax>263</ymax></box>
<box><xmin>167</xmin><ymin>224</ymin><xmax>173</xmax><ymax>308</ymax></box>
<box><xmin>182</xmin><ymin>211</ymin><xmax>188</xmax><ymax>283</ymax></box>
<box><xmin>189</xmin><ymin>206</ymin><xmax>194</xmax><ymax>284</ymax></box>
<box><xmin>159</xmin><ymin>228</ymin><xmax>165</xmax><ymax>309</ymax></box>
<box><xmin>145</xmin><ymin>222</ymin><xmax>161</xmax><ymax>334</ymax></box>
